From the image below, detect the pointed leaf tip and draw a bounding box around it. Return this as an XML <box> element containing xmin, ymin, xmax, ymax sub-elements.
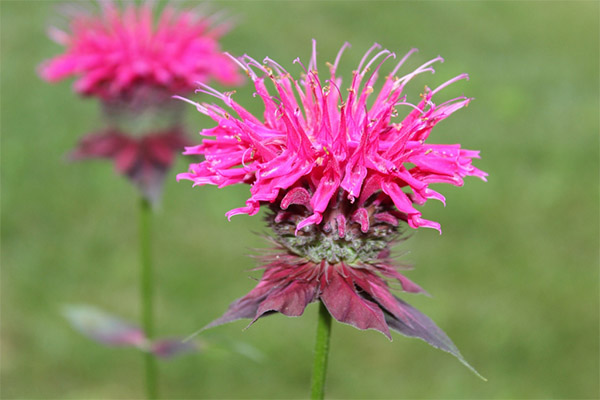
<box><xmin>385</xmin><ymin>298</ymin><xmax>486</xmax><ymax>380</ymax></box>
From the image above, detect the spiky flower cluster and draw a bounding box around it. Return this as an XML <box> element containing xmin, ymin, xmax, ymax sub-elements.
<box><xmin>40</xmin><ymin>1</ymin><xmax>242</xmax><ymax>204</ymax></box>
<box><xmin>179</xmin><ymin>42</ymin><xmax>485</xmax><ymax>375</ymax></box>
<box><xmin>179</xmin><ymin>42</ymin><xmax>486</xmax><ymax>233</ymax></box>
<box><xmin>40</xmin><ymin>1</ymin><xmax>241</xmax><ymax>99</ymax></box>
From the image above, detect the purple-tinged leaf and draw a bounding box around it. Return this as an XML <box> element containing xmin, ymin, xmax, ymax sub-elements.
<box><xmin>320</xmin><ymin>270</ymin><xmax>391</xmax><ymax>338</ymax></box>
<box><xmin>254</xmin><ymin>280</ymin><xmax>318</xmax><ymax>320</ymax></box>
<box><xmin>203</xmin><ymin>284</ymin><xmax>272</xmax><ymax>331</ymax></box>
<box><xmin>62</xmin><ymin>305</ymin><xmax>145</xmax><ymax>347</ymax></box>
<box><xmin>63</xmin><ymin>304</ymin><xmax>198</xmax><ymax>359</ymax></box>
<box><xmin>353</xmin><ymin>275</ymin><xmax>415</xmax><ymax>329</ymax></box>
<box><xmin>151</xmin><ymin>339</ymin><xmax>197</xmax><ymax>358</ymax></box>
<box><xmin>385</xmin><ymin>298</ymin><xmax>486</xmax><ymax>380</ymax></box>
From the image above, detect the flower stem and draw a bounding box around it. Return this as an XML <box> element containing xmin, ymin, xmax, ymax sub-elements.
<box><xmin>139</xmin><ymin>197</ymin><xmax>158</xmax><ymax>399</ymax></box>
<box><xmin>310</xmin><ymin>301</ymin><xmax>332</xmax><ymax>400</ymax></box>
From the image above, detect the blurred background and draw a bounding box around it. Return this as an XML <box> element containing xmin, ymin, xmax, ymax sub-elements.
<box><xmin>1</xmin><ymin>1</ymin><xmax>598</xmax><ymax>398</ymax></box>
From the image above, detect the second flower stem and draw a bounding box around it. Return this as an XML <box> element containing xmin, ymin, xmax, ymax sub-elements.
<box><xmin>139</xmin><ymin>197</ymin><xmax>158</xmax><ymax>399</ymax></box>
<box><xmin>310</xmin><ymin>301</ymin><xmax>332</xmax><ymax>400</ymax></box>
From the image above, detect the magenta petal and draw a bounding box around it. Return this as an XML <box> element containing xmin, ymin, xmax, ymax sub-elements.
<box><xmin>178</xmin><ymin>44</ymin><xmax>485</xmax><ymax>233</ymax></box>
<box><xmin>373</xmin><ymin>212</ymin><xmax>399</xmax><ymax>226</ymax></box>
<box><xmin>385</xmin><ymin>297</ymin><xmax>485</xmax><ymax>379</ymax></box>
<box><xmin>320</xmin><ymin>268</ymin><xmax>391</xmax><ymax>338</ymax></box>
<box><xmin>296</xmin><ymin>213</ymin><xmax>323</xmax><ymax>232</ymax></box>
<box><xmin>281</xmin><ymin>187</ymin><xmax>312</xmax><ymax>210</ymax></box>
<box><xmin>39</xmin><ymin>55</ymin><xmax>78</xmax><ymax>82</ymax></box>
<box><xmin>336</xmin><ymin>214</ymin><xmax>346</xmax><ymax>238</ymax></box>
<box><xmin>39</xmin><ymin>3</ymin><xmax>241</xmax><ymax>98</ymax></box>
<box><xmin>351</xmin><ymin>207</ymin><xmax>370</xmax><ymax>232</ymax></box>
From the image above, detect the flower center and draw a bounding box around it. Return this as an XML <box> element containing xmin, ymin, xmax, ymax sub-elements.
<box><xmin>102</xmin><ymin>85</ymin><xmax>185</xmax><ymax>136</ymax></box>
<box><xmin>269</xmin><ymin>191</ymin><xmax>402</xmax><ymax>266</ymax></box>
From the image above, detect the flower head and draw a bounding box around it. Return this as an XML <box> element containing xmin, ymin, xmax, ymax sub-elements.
<box><xmin>179</xmin><ymin>42</ymin><xmax>486</xmax><ymax>376</ymax></box>
<box><xmin>179</xmin><ymin>41</ymin><xmax>486</xmax><ymax>231</ymax></box>
<box><xmin>40</xmin><ymin>1</ymin><xmax>242</xmax><ymax>204</ymax></box>
<box><xmin>40</xmin><ymin>1</ymin><xmax>242</xmax><ymax>100</ymax></box>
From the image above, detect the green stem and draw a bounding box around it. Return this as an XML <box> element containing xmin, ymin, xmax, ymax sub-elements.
<box><xmin>310</xmin><ymin>301</ymin><xmax>332</xmax><ymax>400</ymax></box>
<box><xmin>139</xmin><ymin>197</ymin><xmax>158</xmax><ymax>399</ymax></box>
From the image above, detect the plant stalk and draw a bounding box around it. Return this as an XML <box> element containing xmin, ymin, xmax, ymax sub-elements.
<box><xmin>310</xmin><ymin>301</ymin><xmax>332</xmax><ymax>400</ymax></box>
<box><xmin>139</xmin><ymin>197</ymin><xmax>158</xmax><ymax>399</ymax></box>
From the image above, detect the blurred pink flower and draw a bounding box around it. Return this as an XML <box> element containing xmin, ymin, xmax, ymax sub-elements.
<box><xmin>179</xmin><ymin>42</ymin><xmax>485</xmax><ymax>376</ymax></box>
<box><xmin>40</xmin><ymin>1</ymin><xmax>242</xmax><ymax>203</ymax></box>
<box><xmin>39</xmin><ymin>1</ymin><xmax>241</xmax><ymax>100</ymax></box>
<box><xmin>179</xmin><ymin>41</ymin><xmax>486</xmax><ymax>232</ymax></box>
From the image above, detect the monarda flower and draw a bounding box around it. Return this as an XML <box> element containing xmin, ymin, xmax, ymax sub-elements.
<box><xmin>179</xmin><ymin>42</ymin><xmax>486</xmax><ymax>374</ymax></box>
<box><xmin>40</xmin><ymin>1</ymin><xmax>242</xmax><ymax>203</ymax></box>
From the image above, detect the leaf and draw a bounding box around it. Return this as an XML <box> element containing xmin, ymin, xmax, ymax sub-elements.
<box><xmin>63</xmin><ymin>304</ymin><xmax>198</xmax><ymax>359</ymax></box>
<box><xmin>151</xmin><ymin>339</ymin><xmax>196</xmax><ymax>358</ymax></box>
<box><xmin>62</xmin><ymin>304</ymin><xmax>145</xmax><ymax>347</ymax></box>
<box><xmin>202</xmin><ymin>285</ymin><xmax>271</xmax><ymax>331</ymax></box>
<box><xmin>320</xmin><ymin>271</ymin><xmax>391</xmax><ymax>338</ymax></box>
<box><xmin>385</xmin><ymin>298</ymin><xmax>486</xmax><ymax>380</ymax></box>
<box><xmin>254</xmin><ymin>280</ymin><xmax>318</xmax><ymax>320</ymax></box>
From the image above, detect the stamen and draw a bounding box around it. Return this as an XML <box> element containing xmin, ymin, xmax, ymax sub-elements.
<box><xmin>357</xmin><ymin>43</ymin><xmax>382</xmax><ymax>72</ymax></box>
<box><xmin>308</xmin><ymin>38</ymin><xmax>318</xmax><ymax>72</ymax></box>
<box><xmin>390</xmin><ymin>47</ymin><xmax>418</xmax><ymax>76</ymax></box>
<box><xmin>432</xmin><ymin>73</ymin><xmax>469</xmax><ymax>95</ymax></box>
<box><xmin>332</xmin><ymin>42</ymin><xmax>351</xmax><ymax>73</ymax></box>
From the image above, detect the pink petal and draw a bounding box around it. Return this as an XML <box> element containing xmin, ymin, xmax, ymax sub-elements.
<box><xmin>281</xmin><ymin>187</ymin><xmax>312</xmax><ymax>210</ymax></box>
<box><xmin>351</xmin><ymin>207</ymin><xmax>370</xmax><ymax>233</ymax></box>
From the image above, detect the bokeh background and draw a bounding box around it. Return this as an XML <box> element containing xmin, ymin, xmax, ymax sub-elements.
<box><xmin>2</xmin><ymin>1</ymin><xmax>598</xmax><ymax>399</ymax></box>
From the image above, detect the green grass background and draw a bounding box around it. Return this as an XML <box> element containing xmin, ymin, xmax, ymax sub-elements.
<box><xmin>1</xmin><ymin>1</ymin><xmax>598</xmax><ymax>398</ymax></box>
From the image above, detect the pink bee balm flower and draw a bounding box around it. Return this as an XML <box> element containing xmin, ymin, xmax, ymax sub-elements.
<box><xmin>40</xmin><ymin>1</ymin><xmax>242</xmax><ymax>204</ymax></box>
<box><xmin>179</xmin><ymin>42</ymin><xmax>486</xmax><ymax>376</ymax></box>
<box><xmin>39</xmin><ymin>1</ymin><xmax>242</xmax><ymax>99</ymax></box>
<box><xmin>179</xmin><ymin>42</ymin><xmax>486</xmax><ymax>232</ymax></box>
